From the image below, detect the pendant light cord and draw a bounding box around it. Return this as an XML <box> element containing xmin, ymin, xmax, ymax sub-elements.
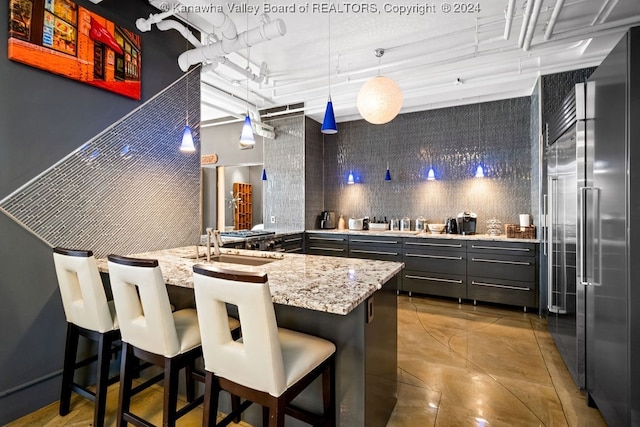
<box><xmin>328</xmin><ymin>11</ymin><xmax>331</xmax><ymax>97</ymax></box>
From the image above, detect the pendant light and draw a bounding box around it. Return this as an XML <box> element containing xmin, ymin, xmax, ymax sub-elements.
<box><xmin>474</xmin><ymin>104</ymin><xmax>484</xmax><ymax>178</ymax></box>
<box><xmin>180</xmin><ymin>27</ymin><xmax>195</xmax><ymax>152</ymax></box>
<box><xmin>261</xmin><ymin>135</ymin><xmax>267</xmax><ymax>180</ymax></box>
<box><xmin>384</xmin><ymin>138</ymin><xmax>391</xmax><ymax>181</ymax></box>
<box><xmin>321</xmin><ymin>12</ymin><xmax>337</xmax><ymax>134</ymax></box>
<box><xmin>239</xmin><ymin>22</ymin><xmax>255</xmax><ymax>148</ymax></box>
<box><xmin>357</xmin><ymin>48</ymin><xmax>403</xmax><ymax>125</ymax></box>
<box><xmin>347</xmin><ymin>171</ymin><xmax>355</xmax><ymax>185</ymax></box>
<box><xmin>427</xmin><ymin>167</ymin><xmax>436</xmax><ymax>180</ymax></box>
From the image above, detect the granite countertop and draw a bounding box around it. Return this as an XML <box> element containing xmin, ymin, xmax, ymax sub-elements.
<box><xmin>97</xmin><ymin>246</ymin><xmax>403</xmax><ymax>316</ymax></box>
<box><xmin>305</xmin><ymin>229</ymin><xmax>540</xmax><ymax>244</ymax></box>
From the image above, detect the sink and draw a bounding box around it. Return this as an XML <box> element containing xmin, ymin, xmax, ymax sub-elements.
<box><xmin>202</xmin><ymin>254</ymin><xmax>277</xmax><ymax>266</ymax></box>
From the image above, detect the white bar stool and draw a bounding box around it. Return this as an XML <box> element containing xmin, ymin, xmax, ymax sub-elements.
<box><xmin>107</xmin><ymin>254</ymin><xmax>231</xmax><ymax>427</ymax></box>
<box><xmin>192</xmin><ymin>265</ymin><xmax>336</xmax><ymax>427</ymax></box>
<box><xmin>53</xmin><ymin>247</ymin><xmax>120</xmax><ymax>427</ymax></box>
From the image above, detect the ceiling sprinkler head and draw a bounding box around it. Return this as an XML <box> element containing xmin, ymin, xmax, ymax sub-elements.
<box><xmin>455</xmin><ymin>78</ymin><xmax>463</xmax><ymax>85</ymax></box>
<box><xmin>374</xmin><ymin>48</ymin><xmax>385</xmax><ymax>58</ymax></box>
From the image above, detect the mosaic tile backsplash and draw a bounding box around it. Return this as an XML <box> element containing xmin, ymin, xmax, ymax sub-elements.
<box><xmin>323</xmin><ymin>97</ymin><xmax>533</xmax><ymax>234</ymax></box>
<box><xmin>0</xmin><ymin>70</ymin><xmax>201</xmax><ymax>258</ymax></box>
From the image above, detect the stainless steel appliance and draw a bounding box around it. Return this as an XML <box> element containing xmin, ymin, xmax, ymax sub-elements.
<box><xmin>456</xmin><ymin>212</ymin><xmax>477</xmax><ymax>235</ymax></box>
<box><xmin>545</xmin><ymin>82</ymin><xmax>586</xmax><ymax>389</ymax></box>
<box><xmin>221</xmin><ymin>230</ymin><xmax>283</xmax><ymax>251</ymax></box>
<box><xmin>545</xmin><ymin>27</ymin><xmax>640</xmax><ymax>426</ymax></box>
<box><xmin>320</xmin><ymin>211</ymin><xmax>336</xmax><ymax>229</ymax></box>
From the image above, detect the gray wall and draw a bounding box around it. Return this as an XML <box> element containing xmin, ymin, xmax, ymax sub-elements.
<box><xmin>324</xmin><ymin>98</ymin><xmax>532</xmax><ymax>234</ymax></box>
<box><xmin>0</xmin><ymin>0</ymin><xmax>195</xmax><ymax>422</ymax></box>
<box><xmin>305</xmin><ymin>117</ymin><xmax>325</xmax><ymax>229</ymax></box>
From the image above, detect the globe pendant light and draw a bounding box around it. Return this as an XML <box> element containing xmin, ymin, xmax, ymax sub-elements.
<box><xmin>357</xmin><ymin>48</ymin><xmax>403</xmax><ymax>125</ymax></box>
<box><xmin>321</xmin><ymin>12</ymin><xmax>337</xmax><ymax>134</ymax></box>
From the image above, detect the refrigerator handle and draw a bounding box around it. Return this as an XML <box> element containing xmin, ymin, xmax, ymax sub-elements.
<box><xmin>547</xmin><ymin>178</ymin><xmax>557</xmax><ymax>312</ymax></box>
<box><xmin>542</xmin><ymin>194</ymin><xmax>548</xmax><ymax>256</ymax></box>
<box><xmin>580</xmin><ymin>186</ymin><xmax>599</xmax><ymax>286</ymax></box>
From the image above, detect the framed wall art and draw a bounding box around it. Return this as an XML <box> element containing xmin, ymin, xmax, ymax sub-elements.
<box><xmin>9</xmin><ymin>0</ymin><xmax>141</xmax><ymax>100</ymax></box>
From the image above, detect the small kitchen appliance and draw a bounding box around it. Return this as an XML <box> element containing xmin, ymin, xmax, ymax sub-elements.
<box><xmin>456</xmin><ymin>212</ymin><xmax>477</xmax><ymax>235</ymax></box>
<box><xmin>445</xmin><ymin>217</ymin><xmax>458</xmax><ymax>234</ymax></box>
<box><xmin>320</xmin><ymin>211</ymin><xmax>336</xmax><ymax>229</ymax></box>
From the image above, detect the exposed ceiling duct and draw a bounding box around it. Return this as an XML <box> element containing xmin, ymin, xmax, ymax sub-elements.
<box><xmin>177</xmin><ymin>16</ymin><xmax>286</xmax><ymax>72</ymax></box>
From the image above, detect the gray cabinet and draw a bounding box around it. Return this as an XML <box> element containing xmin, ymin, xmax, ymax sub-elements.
<box><xmin>467</xmin><ymin>241</ymin><xmax>537</xmax><ymax>309</ymax></box>
<box><xmin>402</xmin><ymin>238</ymin><xmax>467</xmax><ymax>300</ymax></box>
<box><xmin>305</xmin><ymin>233</ymin><xmax>349</xmax><ymax>257</ymax></box>
<box><xmin>280</xmin><ymin>233</ymin><xmax>304</xmax><ymax>253</ymax></box>
<box><xmin>348</xmin><ymin>235</ymin><xmax>403</xmax><ymax>262</ymax></box>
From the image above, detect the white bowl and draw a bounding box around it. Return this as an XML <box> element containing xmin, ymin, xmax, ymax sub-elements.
<box><xmin>427</xmin><ymin>223</ymin><xmax>445</xmax><ymax>234</ymax></box>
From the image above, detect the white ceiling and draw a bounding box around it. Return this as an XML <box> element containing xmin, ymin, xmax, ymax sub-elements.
<box><xmin>144</xmin><ymin>0</ymin><xmax>640</xmax><ymax>129</ymax></box>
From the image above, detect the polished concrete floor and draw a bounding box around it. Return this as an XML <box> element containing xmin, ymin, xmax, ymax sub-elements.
<box><xmin>7</xmin><ymin>295</ymin><xmax>606</xmax><ymax>426</ymax></box>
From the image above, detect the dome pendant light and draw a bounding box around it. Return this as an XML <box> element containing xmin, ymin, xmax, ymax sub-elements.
<box><xmin>321</xmin><ymin>12</ymin><xmax>337</xmax><ymax>134</ymax></box>
<box><xmin>357</xmin><ymin>48</ymin><xmax>403</xmax><ymax>125</ymax></box>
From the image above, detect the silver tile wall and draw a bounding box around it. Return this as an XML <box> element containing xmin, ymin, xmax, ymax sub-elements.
<box><xmin>323</xmin><ymin>97</ymin><xmax>533</xmax><ymax>233</ymax></box>
<box><xmin>0</xmin><ymin>70</ymin><xmax>201</xmax><ymax>257</ymax></box>
<box><xmin>304</xmin><ymin>117</ymin><xmax>325</xmax><ymax>229</ymax></box>
<box><xmin>263</xmin><ymin>114</ymin><xmax>306</xmax><ymax>231</ymax></box>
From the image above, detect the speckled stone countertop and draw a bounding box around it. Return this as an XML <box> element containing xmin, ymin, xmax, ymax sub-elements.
<box><xmin>306</xmin><ymin>229</ymin><xmax>540</xmax><ymax>244</ymax></box>
<box><xmin>97</xmin><ymin>246</ymin><xmax>403</xmax><ymax>316</ymax></box>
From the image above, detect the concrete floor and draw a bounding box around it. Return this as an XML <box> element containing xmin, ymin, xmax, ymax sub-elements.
<box><xmin>7</xmin><ymin>295</ymin><xmax>606</xmax><ymax>426</ymax></box>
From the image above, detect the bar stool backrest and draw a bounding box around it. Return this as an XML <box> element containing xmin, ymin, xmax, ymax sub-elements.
<box><xmin>107</xmin><ymin>255</ymin><xmax>181</xmax><ymax>357</ymax></box>
<box><xmin>193</xmin><ymin>265</ymin><xmax>286</xmax><ymax>397</ymax></box>
<box><xmin>53</xmin><ymin>247</ymin><xmax>116</xmax><ymax>333</ymax></box>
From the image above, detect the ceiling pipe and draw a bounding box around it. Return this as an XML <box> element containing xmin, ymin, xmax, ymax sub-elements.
<box><xmin>136</xmin><ymin>9</ymin><xmax>177</xmax><ymax>32</ymax></box>
<box><xmin>203</xmin><ymin>58</ymin><xmax>269</xmax><ymax>84</ymax></box>
<box><xmin>503</xmin><ymin>0</ymin><xmax>516</xmax><ymax>40</ymax></box>
<box><xmin>169</xmin><ymin>0</ymin><xmax>238</xmax><ymax>40</ymax></box>
<box><xmin>544</xmin><ymin>0</ymin><xmax>565</xmax><ymax>41</ymax></box>
<box><xmin>518</xmin><ymin>0</ymin><xmax>535</xmax><ymax>48</ymax></box>
<box><xmin>523</xmin><ymin>0</ymin><xmax>544</xmax><ymax>51</ymax></box>
<box><xmin>178</xmin><ymin>18</ymin><xmax>286</xmax><ymax>72</ymax></box>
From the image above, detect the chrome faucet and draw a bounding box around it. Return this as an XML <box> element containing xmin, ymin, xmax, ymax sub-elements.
<box><xmin>206</xmin><ymin>228</ymin><xmax>223</xmax><ymax>261</ymax></box>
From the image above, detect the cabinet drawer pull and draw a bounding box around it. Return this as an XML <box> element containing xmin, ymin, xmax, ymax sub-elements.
<box><xmin>406</xmin><ymin>275</ymin><xmax>463</xmax><ymax>284</ymax></box>
<box><xmin>350</xmin><ymin>249</ymin><xmax>399</xmax><ymax>256</ymax></box>
<box><xmin>470</xmin><ymin>245</ymin><xmax>531</xmax><ymax>252</ymax></box>
<box><xmin>309</xmin><ymin>237</ymin><xmax>346</xmax><ymax>242</ymax></box>
<box><xmin>285</xmin><ymin>247</ymin><xmax>303</xmax><ymax>253</ymax></box>
<box><xmin>405</xmin><ymin>242</ymin><xmax>463</xmax><ymax>248</ymax></box>
<box><xmin>471</xmin><ymin>281</ymin><xmax>531</xmax><ymax>291</ymax></box>
<box><xmin>284</xmin><ymin>237</ymin><xmax>302</xmax><ymax>243</ymax></box>
<box><xmin>406</xmin><ymin>253</ymin><xmax>463</xmax><ymax>260</ymax></box>
<box><xmin>471</xmin><ymin>258</ymin><xmax>530</xmax><ymax>266</ymax></box>
<box><xmin>309</xmin><ymin>246</ymin><xmax>345</xmax><ymax>252</ymax></box>
<box><xmin>350</xmin><ymin>239</ymin><xmax>399</xmax><ymax>244</ymax></box>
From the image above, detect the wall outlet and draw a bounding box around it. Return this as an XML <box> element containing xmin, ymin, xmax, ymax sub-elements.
<box><xmin>270</xmin><ymin>216</ymin><xmax>276</xmax><ymax>224</ymax></box>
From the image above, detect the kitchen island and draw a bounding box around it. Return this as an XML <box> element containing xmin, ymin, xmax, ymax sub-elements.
<box><xmin>97</xmin><ymin>247</ymin><xmax>403</xmax><ymax>427</ymax></box>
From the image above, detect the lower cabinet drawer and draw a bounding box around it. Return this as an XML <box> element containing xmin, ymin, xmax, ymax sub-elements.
<box><xmin>306</xmin><ymin>245</ymin><xmax>349</xmax><ymax>257</ymax></box>
<box><xmin>467</xmin><ymin>253</ymin><xmax>535</xmax><ymax>282</ymax></box>
<box><xmin>402</xmin><ymin>270</ymin><xmax>466</xmax><ymax>299</ymax></box>
<box><xmin>349</xmin><ymin>246</ymin><xmax>402</xmax><ymax>262</ymax></box>
<box><xmin>467</xmin><ymin>276</ymin><xmax>536</xmax><ymax>308</ymax></box>
<box><xmin>403</xmin><ymin>251</ymin><xmax>466</xmax><ymax>274</ymax></box>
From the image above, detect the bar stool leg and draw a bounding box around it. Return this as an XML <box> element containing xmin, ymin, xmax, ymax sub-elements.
<box><xmin>117</xmin><ymin>342</ymin><xmax>135</xmax><ymax>427</ymax></box>
<box><xmin>203</xmin><ymin>371</ymin><xmax>220</xmax><ymax>427</ymax></box>
<box><xmin>94</xmin><ymin>332</ymin><xmax>113</xmax><ymax>427</ymax></box>
<box><xmin>163</xmin><ymin>357</ymin><xmax>180</xmax><ymax>427</ymax></box>
<box><xmin>59</xmin><ymin>323</ymin><xmax>79</xmax><ymax>416</ymax></box>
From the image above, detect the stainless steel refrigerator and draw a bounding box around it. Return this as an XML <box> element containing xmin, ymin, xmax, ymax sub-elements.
<box><xmin>546</xmin><ymin>26</ymin><xmax>640</xmax><ymax>426</ymax></box>
<box><xmin>546</xmin><ymin>82</ymin><xmax>586</xmax><ymax>390</ymax></box>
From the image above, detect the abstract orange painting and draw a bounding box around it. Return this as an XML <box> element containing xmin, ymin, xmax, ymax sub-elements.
<box><xmin>9</xmin><ymin>0</ymin><xmax>141</xmax><ymax>100</ymax></box>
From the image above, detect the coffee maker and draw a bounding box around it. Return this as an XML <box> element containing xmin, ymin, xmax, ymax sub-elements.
<box><xmin>456</xmin><ymin>212</ymin><xmax>477</xmax><ymax>235</ymax></box>
<box><xmin>320</xmin><ymin>211</ymin><xmax>336</xmax><ymax>229</ymax></box>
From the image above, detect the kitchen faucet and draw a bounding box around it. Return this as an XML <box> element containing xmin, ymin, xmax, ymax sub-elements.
<box><xmin>206</xmin><ymin>228</ymin><xmax>223</xmax><ymax>261</ymax></box>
